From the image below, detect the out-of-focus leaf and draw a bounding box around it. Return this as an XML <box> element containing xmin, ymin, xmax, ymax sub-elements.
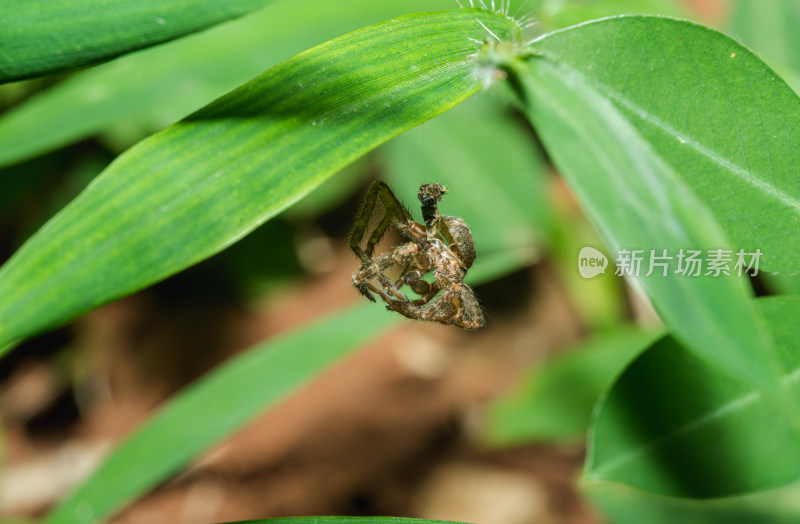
<box><xmin>549</xmin><ymin>210</ymin><xmax>627</xmax><ymax>329</ymax></box>
<box><xmin>484</xmin><ymin>327</ymin><xmax>661</xmax><ymax>445</ymax></box>
<box><xmin>0</xmin><ymin>9</ymin><xmax>522</xmax><ymax>351</ymax></box>
<box><xmin>0</xmin><ymin>0</ymin><xmax>277</xmax><ymax>83</ymax></box>
<box><xmin>499</xmin><ymin>42</ymin><xmax>778</xmax><ymax>394</ymax></box>
<box><xmin>533</xmin><ymin>16</ymin><xmax>800</xmax><ymax>272</ymax></box>
<box><xmin>527</xmin><ymin>0</ymin><xmax>689</xmax><ymax>32</ymax></box>
<box><xmin>227</xmin><ymin>519</ymin><xmax>464</xmax><ymax>524</ymax></box>
<box><xmin>725</xmin><ymin>0</ymin><xmax>800</xmax><ymax>95</ymax></box>
<box><xmin>281</xmin><ymin>157</ymin><xmax>369</xmax><ymax>219</ymax></box>
<box><xmin>586</xmin><ymin>478</ymin><xmax>800</xmax><ymax>524</ymax></box>
<box><xmin>0</xmin><ymin>0</ymin><xmax>460</xmax><ymax>168</ymax></box>
<box><xmin>43</xmin><ymin>303</ymin><xmax>399</xmax><ymax>524</ymax></box>
<box><xmin>728</xmin><ymin>0</ymin><xmax>800</xmax><ymax>75</ymax></box>
<box><xmin>586</xmin><ymin>297</ymin><xmax>800</xmax><ymax>498</ymax></box>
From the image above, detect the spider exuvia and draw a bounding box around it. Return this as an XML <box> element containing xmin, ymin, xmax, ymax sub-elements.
<box><xmin>349</xmin><ymin>181</ymin><xmax>484</xmax><ymax>330</ymax></box>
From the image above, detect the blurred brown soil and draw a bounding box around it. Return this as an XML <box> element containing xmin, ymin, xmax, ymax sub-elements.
<box><xmin>0</xmin><ymin>245</ymin><xmax>601</xmax><ymax>524</ymax></box>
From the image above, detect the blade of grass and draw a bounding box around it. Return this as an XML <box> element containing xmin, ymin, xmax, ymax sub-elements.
<box><xmin>0</xmin><ymin>0</ymin><xmax>688</xmax><ymax>169</ymax></box>
<box><xmin>0</xmin><ymin>0</ymin><xmax>460</xmax><ymax>168</ymax></box>
<box><xmin>0</xmin><ymin>0</ymin><xmax>276</xmax><ymax>82</ymax></box>
<box><xmin>0</xmin><ymin>8</ymin><xmax>522</xmax><ymax>352</ymax></box>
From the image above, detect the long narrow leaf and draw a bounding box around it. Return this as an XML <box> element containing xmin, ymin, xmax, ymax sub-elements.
<box><xmin>0</xmin><ymin>0</ymin><xmax>459</xmax><ymax>168</ymax></box>
<box><xmin>0</xmin><ymin>8</ymin><xmax>521</xmax><ymax>351</ymax></box>
<box><xmin>0</xmin><ymin>0</ymin><xmax>276</xmax><ymax>82</ymax></box>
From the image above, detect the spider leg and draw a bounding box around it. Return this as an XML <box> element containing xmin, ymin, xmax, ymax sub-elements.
<box><xmin>354</xmin><ymin>281</ymin><xmax>388</xmax><ymax>303</ymax></box>
<box><xmin>386</xmin><ymin>283</ymin><xmax>484</xmax><ymax>330</ymax></box>
<box><xmin>394</xmin><ymin>262</ymin><xmax>414</xmax><ymax>289</ymax></box>
<box><xmin>400</xmin><ymin>269</ymin><xmax>442</xmax><ymax>305</ymax></box>
<box><xmin>349</xmin><ymin>181</ymin><xmax>417</xmax><ymax>264</ymax></box>
<box><xmin>453</xmin><ymin>283</ymin><xmax>485</xmax><ymax>330</ymax></box>
<box><xmin>365</xmin><ymin>213</ymin><xmax>393</xmax><ymax>258</ymax></box>
<box><xmin>352</xmin><ymin>242</ymin><xmax>420</xmax><ymax>303</ymax></box>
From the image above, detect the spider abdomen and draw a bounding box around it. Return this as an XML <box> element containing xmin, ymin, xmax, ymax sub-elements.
<box><xmin>442</xmin><ymin>215</ymin><xmax>476</xmax><ymax>270</ymax></box>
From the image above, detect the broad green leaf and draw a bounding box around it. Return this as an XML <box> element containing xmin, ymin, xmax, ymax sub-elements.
<box><xmin>586</xmin><ymin>479</ymin><xmax>800</xmax><ymax>524</ymax></box>
<box><xmin>586</xmin><ymin>297</ymin><xmax>800</xmax><ymax>498</ymax></box>
<box><xmin>532</xmin><ymin>16</ymin><xmax>800</xmax><ymax>272</ymax></box>
<box><xmin>497</xmin><ymin>50</ymin><xmax>778</xmax><ymax>392</ymax></box>
<box><xmin>0</xmin><ymin>8</ymin><xmax>522</xmax><ymax>351</ymax></box>
<box><xmin>484</xmin><ymin>327</ymin><xmax>660</xmax><ymax>445</ymax></box>
<box><xmin>0</xmin><ymin>0</ymin><xmax>461</xmax><ymax>168</ymax></box>
<box><xmin>43</xmin><ymin>303</ymin><xmax>399</xmax><ymax>524</ymax></box>
<box><xmin>0</xmin><ymin>0</ymin><xmax>276</xmax><ymax>83</ymax></box>
<box><xmin>383</xmin><ymin>93</ymin><xmax>550</xmax><ymax>264</ymax></box>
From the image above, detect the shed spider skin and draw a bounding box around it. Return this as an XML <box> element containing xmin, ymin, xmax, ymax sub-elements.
<box><xmin>349</xmin><ymin>181</ymin><xmax>484</xmax><ymax>330</ymax></box>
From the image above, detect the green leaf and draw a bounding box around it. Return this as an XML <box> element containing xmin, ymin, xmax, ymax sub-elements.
<box><xmin>586</xmin><ymin>297</ymin><xmax>800</xmax><ymax>498</ymax></box>
<box><xmin>548</xmin><ymin>214</ymin><xmax>628</xmax><ymax>329</ymax></box>
<box><xmin>729</xmin><ymin>0</ymin><xmax>800</xmax><ymax>76</ymax></box>
<box><xmin>484</xmin><ymin>327</ymin><xmax>660</xmax><ymax>445</ymax></box>
<box><xmin>0</xmin><ymin>0</ymin><xmax>277</xmax><ymax>83</ymax></box>
<box><xmin>43</xmin><ymin>303</ymin><xmax>399</xmax><ymax>524</ymax></box>
<box><xmin>726</xmin><ymin>0</ymin><xmax>800</xmax><ymax>96</ymax></box>
<box><xmin>0</xmin><ymin>8</ymin><xmax>522</xmax><ymax>351</ymax></box>
<box><xmin>0</xmin><ymin>0</ymin><xmax>460</xmax><ymax>168</ymax></box>
<box><xmin>498</xmin><ymin>48</ymin><xmax>778</xmax><ymax>392</ymax></box>
<box><xmin>532</xmin><ymin>16</ymin><xmax>800</xmax><ymax>272</ymax></box>
<box><xmin>586</xmin><ymin>478</ymin><xmax>800</xmax><ymax>524</ymax></box>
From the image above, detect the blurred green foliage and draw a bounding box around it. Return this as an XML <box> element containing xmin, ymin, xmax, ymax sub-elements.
<box><xmin>2</xmin><ymin>1</ymin><xmax>800</xmax><ymax>524</ymax></box>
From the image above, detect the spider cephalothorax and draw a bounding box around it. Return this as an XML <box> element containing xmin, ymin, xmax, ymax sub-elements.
<box><xmin>349</xmin><ymin>181</ymin><xmax>484</xmax><ymax>330</ymax></box>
